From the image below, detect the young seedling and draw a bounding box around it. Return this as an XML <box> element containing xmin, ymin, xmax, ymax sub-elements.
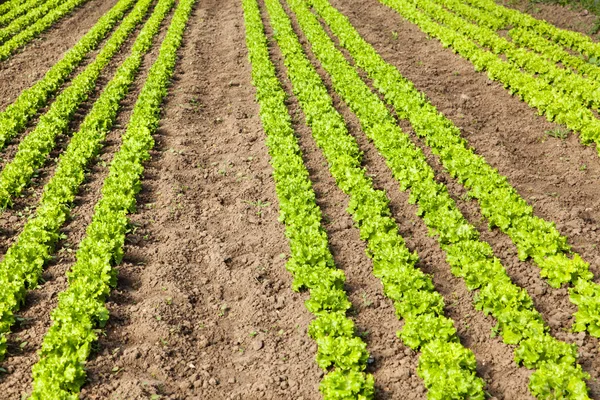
<box><xmin>545</xmin><ymin>127</ymin><xmax>570</xmax><ymax>140</ymax></box>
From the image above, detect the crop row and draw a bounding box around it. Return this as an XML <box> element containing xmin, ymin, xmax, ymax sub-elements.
<box><xmin>0</xmin><ymin>0</ymin><xmax>155</xmax><ymax>211</ymax></box>
<box><xmin>0</xmin><ymin>0</ymin><xmax>137</xmax><ymax>149</ymax></box>
<box><xmin>0</xmin><ymin>0</ymin><xmax>65</xmax><ymax>44</ymax></box>
<box><xmin>464</xmin><ymin>0</ymin><xmax>600</xmax><ymax>59</ymax></box>
<box><xmin>0</xmin><ymin>0</ymin><xmax>168</xmax><ymax>362</ymax></box>
<box><xmin>0</xmin><ymin>0</ymin><xmax>47</xmax><ymax>27</ymax></box>
<box><xmin>424</xmin><ymin>0</ymin><xmax>600</xmax><ymax>112</ymax></box>
<box><xmin>0</xmin><ymin>0</ymin><xmax>26</xmax><ymax>17</ymax></box>
<box><xmin>432</xmin><ymin>0</ymin><xmax>600</xmax><ymax>83</ymax></box>
<box><xmin>267</xmin><ymin>0</ymin><xmax>488</xmax><ymax>398</ymax></box>
<box><xmin>380</xmin><ymin>0</ymin><xmax>600</xmax><ymax>338</ymax></box>
<box><xmin>376</xmin><ymin>0</ymin><xmax>600</xmax><ymax>337</ymax></box>
<box><xmin>380</xmin><ymin>0</ymin><xmax>600</xmax><ymax>161</ymax></box>
<box><xmin>301</xmin><ymin>0</ymin><xmax>590</xmax><ymax>397</ymax></box>
<box><xmin>243</xmin><ymin>0</ymin><xmax>374</xmax><ymax>397</ymax></box>
<box><xmin>508</xmin><ymin>28</ymin><xmax>600</xmax><ymax>83</ymax></box>
<box><xmin>0</xmin><ymin>0</ymin><xmax>90</xmax><ymax>60</ymax></box>
<box><xmin>28</xmin><ymin>0</ymin><xmax>194</xmax><ymax>397</ymax></box>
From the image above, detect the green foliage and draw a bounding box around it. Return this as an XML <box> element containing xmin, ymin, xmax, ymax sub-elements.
<box><xmin>0</xmin><ymin>0</ymin><xmax>161</xmax><ymax>363</ymax></box>
<box><xmin>28</xmin><ymin>0</ymin><xmax>190</xmax><ymax>396</ymax></box>
<box><xmin>320</xmin><ymin>369</ymin><xmax>375</xmax><ymax>400</ymax></box>
<box><xmin>242</xmin><ymin>0</ymin><xmax>374</xmax><ymax>398</ymax></box>
<box><xmin>0</xmin><ymin>0</ymin><xmax>155</xmax><ymax>210</ymax></box>
<box><xmin>334</xmin><ymin>0</ymin><xmax>600</xmax><ymax>339</ymax></box>
<box><xmin>0</xmin><ymin>0</ymin><xmax>90</xmax><ymax>60</ymax></box>
<box><xmin>267</xmin><ymin>0</ymin><xmax>484</xmax><ymax>397</ymax></box>
<box><xmin>0</xmin><ymin>0</ymin><xmax>48</xmax><ymax>27</ymax></box>
<box><xmin>0</xmin><ymin>0</ymin><xmax>26</xmax><ymax>16</ymax></box>
<box><xmin>381</xmin><ymin>0</ymin><xmax>600</xmax><ymax>148</ymax></box>
<box><xmin>465</xmin><ymin>0</ymin><xmax>600</xmax><ymax>58</ymax></box>
<box><xmin>0</xmin><ymin>0</ymin><xmax>136</xmax><ymax>149</ymax></box>
<box><xmin>424</xmin><ymin>0</ymin><xmax>600</xmax><ymax>111</ymax></box>
<box><xmin>309</xmin><ymin>0</ymin><xmax>591</xmax><ymax>396</ymax></box>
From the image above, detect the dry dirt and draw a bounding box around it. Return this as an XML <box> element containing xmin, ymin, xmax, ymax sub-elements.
<box><xmin>0</xmin><ymin>0</ymin><xmax>599</xmax><ymax>399</ymax></box>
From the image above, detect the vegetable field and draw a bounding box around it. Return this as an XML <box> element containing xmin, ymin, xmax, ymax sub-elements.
<box><xmin>0</xmin><ymin>0</ymin><xmax>600</xmax><ymax>398</ymax></box>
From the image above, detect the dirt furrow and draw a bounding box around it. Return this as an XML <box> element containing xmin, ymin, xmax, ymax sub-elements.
<box><xmin>81</xmin><ymin>0</ymin><xmax>322</xmax><ymax>398</ymax></box>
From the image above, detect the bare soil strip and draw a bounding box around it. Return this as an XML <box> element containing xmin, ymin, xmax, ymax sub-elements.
<box><xmin>81</xmin><ymin>0</ymin><xmax>322</xmax><ymax>398</ymax></box>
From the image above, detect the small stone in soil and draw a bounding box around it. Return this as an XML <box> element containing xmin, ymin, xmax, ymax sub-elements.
<box><xmin>252</xmin><ymin>340</ymin><xmax>264</xmax><ymax>351</ymax></box>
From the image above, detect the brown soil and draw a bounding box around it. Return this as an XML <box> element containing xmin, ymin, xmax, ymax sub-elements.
<box><xmin>0</xmin><ymin>0</ymin><xmax>600</xmax><ymax>399</ymax></box>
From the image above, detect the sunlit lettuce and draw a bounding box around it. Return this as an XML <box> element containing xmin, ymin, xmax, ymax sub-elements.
<box><xmin>0</xmin><ymin>0</ymin><xmax>91</xmax><ymax>60</ymax></box>
<box><xmin>309</xmin><ymin>0</ymin><xmax>591</xmax><ymax>396</ymax></box>
<box><xmin>464</xmin><ymin>0</ymin><xmax>600</xmax><ymax>59</ymax></box>
<box><xmin>571</xmin><ymin>280</ymin><xmax>600</xmax><ymax>337</ymax></box>
<box><xmin>306</xmin><ymin>0</ymin><xmax>600</xmax><ymax>342</ymax></box>
<box><xmin>274</xmin><ymin>0</ymin><xmax>486</xmax><ymax>397</ymax></box>
<box><xmin>320</xmin><ymin>369</ymin><xmax>375</xmax><ymax>400</ymax></box>
<box><xmin>0</xmin><ymin>0</ymin><xmax>162</xmax><ymax>363</ymax></box>
<box><xmin>241</xmin><ymin>0</ymin><xmax>375</xmax><ymax>398</ymax></box>
<box><xmin>28</xmin><ymin>0</ymin><xmax>186</xmax><ymax>396</ymax></box>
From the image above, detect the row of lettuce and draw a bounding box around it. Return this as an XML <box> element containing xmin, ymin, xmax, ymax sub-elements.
<box><xmin>246</xmin><ymin>0</ymin><xmax>598</xmax><ymax>397</ymax></box>
<box><xmin>243</xmin><ymin>0</ymin><xmax>375</xmax><ymax>397</ymax></box>
<box><xmin>0</xmin><ymin>0</ymin><xmax>90</xmax><ymax>60</ymax></box>
<box><xmin>0</xmin><ymin>0</ymin><xmax>157</xmax><ymax>210</ymax></box>
<box><xmin>0</xmin><ymin>0</ymin><xmax>47</xmax><ymax>27</ymax></box>
<box><xmin>265</xmin><ymin>0</ymin><xmax>488</xmax><ymax>397</ymax></box>
<box><xmin>0</xmin><ymin>0</ymin><xmax>195</xmax><ymax>397</ymax></box>
<box><xmin>0</xmin><ymin>0</ymin><xmax>137</xmax><ymax>149</ymax></box>
<box><xmin>426</xmin><ymin>0</ymin><xmax>600</xmax><ymax>112</ymax></box>
<box><xmin>304</xmin><ymin>0</ymin><xmax>591</xmax><ymax>397</ymax></box>
<box><xmin>0</xmin><ymin>0</ymin><xmax>169</xmax><ymax>362</ymax></box>
<box><xmin>379</xmin><ymin>0</ymin><xmax>600</xmax><ymax>149</ymax></box>
<box><xmin>29</xmin><ymin>0</ymin><xmax>195</xmax><ymax>396</ymax></box>
<box><xmin>434</xmin><ymin>0</ymin><xmax>600</xmax><ymax>82</ymax></box>
<box><xmin>377</xmin><ymin>0</ymin><xmax>600</xmax><ymax>337</ymax></box>
<box><xmin>464</xmin><ymin>0</ymin><xmax>600</xmax><ymax>59</ymax></box>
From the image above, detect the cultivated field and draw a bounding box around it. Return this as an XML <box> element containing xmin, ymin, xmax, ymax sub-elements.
<box><xmin>0</xmin><ymin>0</ymin><xmax>599</xmax><ymax>399</ymax></box>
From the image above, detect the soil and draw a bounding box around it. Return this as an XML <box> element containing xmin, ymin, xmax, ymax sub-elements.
<box><xmin>0</xmin><ymin>0</ymin><xmax>599</xmax><ymax>399</ymax></box>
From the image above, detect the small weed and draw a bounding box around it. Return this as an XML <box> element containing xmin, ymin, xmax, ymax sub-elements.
<box><xmin>361</xmin><ymin>291</ymin><xmax>372</xmax><ymax>308</ymax></box>
<box><xmin>219</xmin><ymin>304</ymin><xmax>229</xmax><ymax>317</ymax></box>
<box><xmin>545</xmin><ymin>127</ymin><xmax>570</xmax><ymax>140</ymax></box>
<box><xmin>244</xmin><ymin>199</ymin><xmax>271</xmax><ymax>216</ymax></box>
<box><xmin>580</xmin><ymin>164</ymin><xmax>587</xmax><ymax>171</ymax></box>
<box><xmin>391</xmin><ymin>30</ymin><xmax>399</xmax><ymax>40</ymax></box>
